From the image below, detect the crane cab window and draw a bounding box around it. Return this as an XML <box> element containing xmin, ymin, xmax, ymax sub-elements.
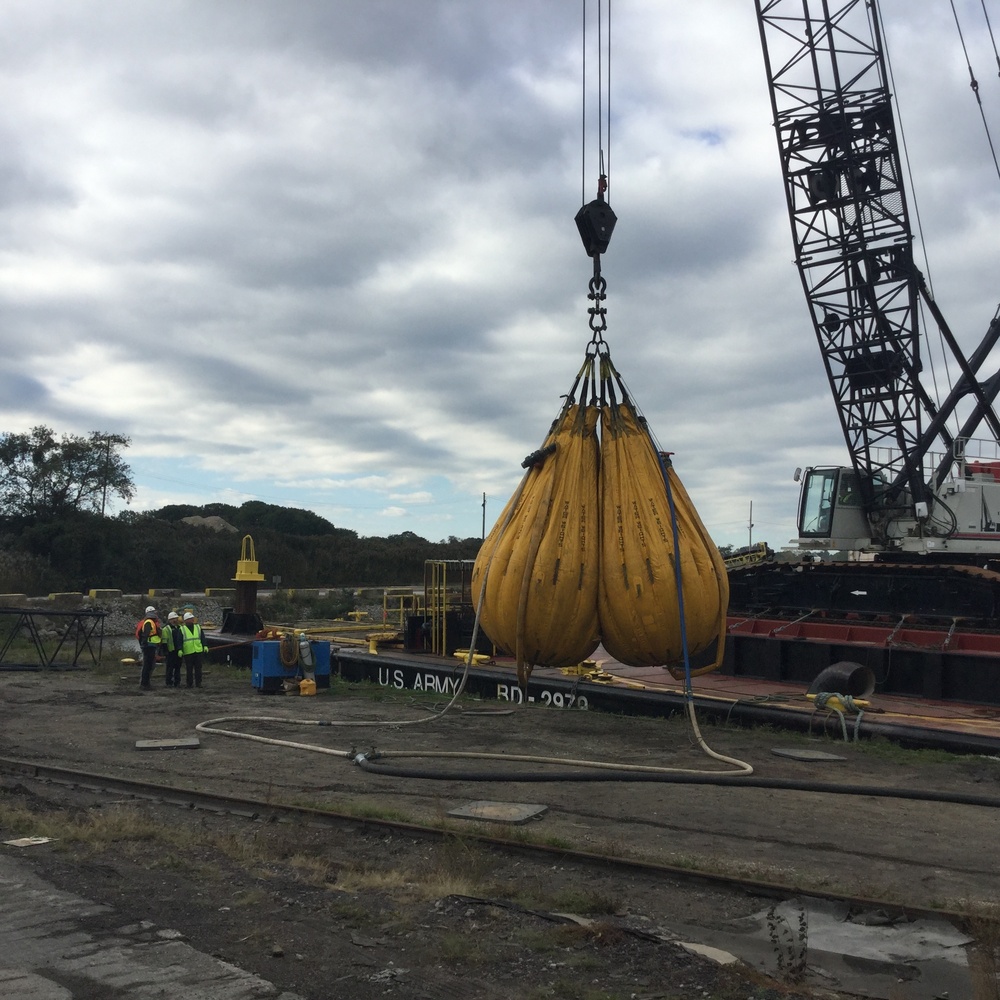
<box><xmin>837</xmin><ymin>471</ymin><xmax>863</xmax><ymax>506</ymax></box>
<box><xmin>798</xmin><ymin>468</ymin><xmax>839</xmax><ymax>537</ymax></box>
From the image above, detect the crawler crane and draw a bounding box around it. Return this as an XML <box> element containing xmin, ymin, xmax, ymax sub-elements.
<box><xmin>726</xmin><ymin>0</ymin><xmax>1000</xmax><ymax>703</ymax></box>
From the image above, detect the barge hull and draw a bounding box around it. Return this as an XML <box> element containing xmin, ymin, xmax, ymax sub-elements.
<box><xmin>332</xmin><ymin>646</ymin><xmax>1000</xmax><ymax>755</ymax></box>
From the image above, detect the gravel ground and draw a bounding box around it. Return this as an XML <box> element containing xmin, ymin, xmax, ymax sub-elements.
<box><xmin>2</xmin><ymin>666</ymin><xmax>999</xmax><ymax>998</ymax></box>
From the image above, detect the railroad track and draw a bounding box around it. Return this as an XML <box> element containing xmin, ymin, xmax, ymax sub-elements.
<box><xmin>0</xmin><ymin>754</ymin><xmax>982</xmax><ymax>925</ymax></box>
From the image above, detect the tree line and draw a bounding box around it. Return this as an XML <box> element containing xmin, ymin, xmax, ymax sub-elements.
<box><xmin>0</xmin><ymin>426</ymin><xmax>481</xmax><ymax>594</ymax></box>
<box><xmin>0</xmin><ymin>425</ymin><xmax>742</xmax><ymax>596</ymax></box>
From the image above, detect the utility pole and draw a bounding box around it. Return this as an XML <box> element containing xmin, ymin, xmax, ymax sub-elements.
<box><xmin>482</xmin><ymin>492</ymin><xmax>486</xmax><ymax>539</ymax></box>
<box><xmin>748</xmin><ymin>500</ymin><xmax>754</xmax><ymax>548</ymax></box>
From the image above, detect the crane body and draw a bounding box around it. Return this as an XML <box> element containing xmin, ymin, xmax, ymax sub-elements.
<box><xmin>724</xmin><ymin>1</ymin><xmax>1000</xmax><ymax>700</ymax></box>
<box><xmin>741</xmin><ymin>1</ymin><xmax>1000</xmax><ymax>589</ymax></box>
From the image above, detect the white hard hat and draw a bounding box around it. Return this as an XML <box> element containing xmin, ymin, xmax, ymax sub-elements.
<box><xmin>167</xmin><ymin>612</ymin><xmax>180</xmax><ymax>621</ymax></box>
<box><xmin>183</xmin><ymin>612</ymin><xmax>195</xmax><ymax>621</ymax></box>
<box><xmin>145</xmin><ymin>606</ymin><xmax>156</xmax><ymax>615</ymax></box>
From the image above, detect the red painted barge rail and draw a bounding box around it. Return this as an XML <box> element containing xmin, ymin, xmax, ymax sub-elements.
<box><xmin>726</xmin><ymin>613</ymin><xmax>1000</xmax><ymax>655</ymax></box>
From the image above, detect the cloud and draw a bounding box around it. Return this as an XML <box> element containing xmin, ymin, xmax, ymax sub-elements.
<box><xmin>0</xmin><ymin>0</ymin><xmax>996</xmax><ymax>552</ymax></box>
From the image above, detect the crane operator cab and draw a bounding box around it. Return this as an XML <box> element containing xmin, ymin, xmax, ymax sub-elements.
<box><xmin>795</xmin><ymin>466</ymin><xmax>874</xmax><ymax>550</ymax></box>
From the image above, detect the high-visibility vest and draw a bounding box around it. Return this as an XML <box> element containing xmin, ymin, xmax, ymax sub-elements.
<box><xmin>180</xmin><ymin>623</ymin><xmax>206</xmax><ymax>656</ymax></box>
<box><xmin>139</xmin><ymin>618</ymin><xmax>162</xmax><ymax>645</ymax></box>
<box><xmin>162</xmin><ymin>624</ymin><xmax>181</xmax><ymax>653</ymax></box>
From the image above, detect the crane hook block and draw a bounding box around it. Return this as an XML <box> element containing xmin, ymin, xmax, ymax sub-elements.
<box><xmin>575</xmin><ymin>196</ymin><xmax>617</xmax><ymax>258</ymax></box>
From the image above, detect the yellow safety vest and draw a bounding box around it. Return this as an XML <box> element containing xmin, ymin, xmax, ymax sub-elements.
<box><xmin>180</xmin><ymin>623</ymin><xmax>205</xmax><ymax>656</ymax></box>
<box><xmin>140</xmin><ymin>618</ymin><xmax>162</xmax><ymax>645</ymax></box>
<box><xmin>162</xmin><ymin>624</ymin><xmax>181</xmax><ymax>653</ymax></box>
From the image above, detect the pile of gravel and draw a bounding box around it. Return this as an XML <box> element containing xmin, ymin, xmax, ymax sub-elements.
<box><xmin>93</xmin><ymin>597</ymin><xmax>225</xmax><ymax>637</ymax></box>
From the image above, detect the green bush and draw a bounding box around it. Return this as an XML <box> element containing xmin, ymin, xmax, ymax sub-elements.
<box><xmin>261</xmin><ymin>589</ymin><xmax>356</xmax><ymax>622</ymax></box>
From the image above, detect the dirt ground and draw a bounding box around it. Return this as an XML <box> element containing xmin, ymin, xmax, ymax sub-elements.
<box><xmin>2</xmin><ymin>665</ymin><xmax>1000</xmax><ymax>999</ymax></box>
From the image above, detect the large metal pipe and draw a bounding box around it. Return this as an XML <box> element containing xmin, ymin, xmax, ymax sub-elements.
<box><xmin>807</xmin><ymin>660</ymin><xmax>876</xmax><ymax>698</ymax></box>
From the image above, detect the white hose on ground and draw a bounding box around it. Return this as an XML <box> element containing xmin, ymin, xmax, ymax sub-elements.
<box><xmin>195</xmin><ymin>694</ymin><xmax>754</xmax><ymax>778</ymax></box>
<box><xmin>196</xmin><ymin>462</ymin><xmax>753</xmax><ymax>779</ymax></box>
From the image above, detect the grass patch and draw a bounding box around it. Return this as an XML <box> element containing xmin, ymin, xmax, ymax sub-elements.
<box><xmin>336</xmin><ymin>860</ymin><xmax>494</xmax><ymax>902</ymax></box>
<box><xmin>325</xmin><ymin>896</ymin><xmax>375</xmax><ymax>925</ymax></box>
<box><xmin>333</xmin><ymin>864</ymin><xmax>416</xmax><ymax>894</ymax></box>
<box><xmin>150</xmin><ymin>852</ymin><xmax>219</xmax><ymax>878</ymax></box>
<box><xmin>526</xmin><ymin>984</ymin><xmax>625</xmax><ymax>1000</ymax></box>
<box><xmin>0</xmin><ymin>795</ymin><xmax>279</xmax><ymax>872</ymax></box>
<box><xmin>0</xmin><ymin>799</ymin><xmax>175</xmax><ymax>848</ymax></box>
<box><xmin>547</xmin><ymin>889</ymin><xmax>621</xmax><ymax>915</ymax></box>
<box><xmin>230</xmin><ymin>888</ymin><xmax>270</xmax><ymax>908</ymax></box>
<box><xmin>536</xmin><ymin>834</ymin><xmax>576</xmax><ymax>850</ymax></box>
<box><xmin>287</xmin><ymin>852</ymin><xmax>335</xmax><ymax>884</ymax></box>
<box><xmin>512</xmin><ymin>926</ymin><xmax>562</xmax><ymax>952</ymax></box>
<box><xmin>91</xmin><ymin>655</ymin><xmax>133</xmax><ymax>678</ymax></box>
<box><xmin>436</xmin><ymin>931</ymin><xmax>494</xmax><ymax>966</ymax></box>
<box><xmin>259</xmin><ymin>589</ymin><xmax>356</xmax><ymax>622</ymax></box>
<box><xmin>209</xmin><ymin>829</ymin><xmax>271</xmax><ymax>865</ymax></box>
<box><xmin>513</xmin><ymin>885</ymin><xmax>622</xmax><ymax>917</ymax></box>
<box><xmin>333</xmin><ymin>836</ymin><xmax>504</xmax><ymax>902</ymax></box>
<box><xmin>850</xmin><ymin>736</ymin><xmax>963</xmax><ymax>765</ymax></box>
<box><xmin>341</xmin><ymin>799</ymin><xmax>415</xmax><ymax>824</ymax></box>
<box><xmin>514</xmin><ymin>922</ymin><xmax>628</xmax><ymax>954</ymax></box>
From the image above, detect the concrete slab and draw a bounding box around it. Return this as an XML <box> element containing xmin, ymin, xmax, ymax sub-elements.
<box><xmin>134</xmin><ymin>737</ymin><xmax>201</xmax><ymax>751</ymax></box>
<box><xmin>770</xmin><ymin>747</ymin><xmax>848</xmax><ymax>762</ymax></box>
<box><xmin>0</xmin><ymin>969</ymin><xmax>72</xmax><ymax>999</ymax></box>
<box><xmin>447</xmin><ymin>800</ymin><xmax>548</xmax><ymax>824</ymax></box>
<box><xmin>0</xmin><ymin>854</ymin><xmax>304</xmax><ymax>999</ymax></box>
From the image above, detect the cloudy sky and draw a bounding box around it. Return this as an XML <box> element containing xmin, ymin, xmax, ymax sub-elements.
<box><xmin>2</xmin><ymin>0</ymin><xmax>999</xmax><ymax>550</ymax></box>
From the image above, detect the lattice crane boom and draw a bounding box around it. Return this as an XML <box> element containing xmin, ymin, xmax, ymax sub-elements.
<box><xmin>755</xmin><ymin>0</ymin><xmax>1000</xmax><ymax>543</ymax></box>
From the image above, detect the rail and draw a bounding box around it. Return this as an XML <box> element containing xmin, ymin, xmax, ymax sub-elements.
<box><xmin>0</xmin><ymin>754</ymin><xmax>984</xmax><ymax>924</ymax></box>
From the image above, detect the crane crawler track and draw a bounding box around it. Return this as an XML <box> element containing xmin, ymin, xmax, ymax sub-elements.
<box><xmin>729</xmin><ymin>559</ymin><xmax>1000</xmax><ymax>622</ymax></box>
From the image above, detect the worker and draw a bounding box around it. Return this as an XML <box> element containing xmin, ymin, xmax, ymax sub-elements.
<box><xmin>137</xmin><ymin>606</ymin><xmax>162</xmax><ymax>691</ymax></box>
<box><xmin>180</xmin><ymin>611</ymin><xmax>207</xmax><ymax>689</ymax></box>
<box><xmin>162</xmin><ymin>611</ymin><xmax>183</xmax><ymax>688</ymax></box>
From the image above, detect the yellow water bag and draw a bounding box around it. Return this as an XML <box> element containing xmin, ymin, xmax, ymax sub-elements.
<box><xmin>472</xmin><ymin>402</ymin><xmax>601</xmax><ymax>685</ymax></box>
<box><xmin>598</xmin><ymin>400</ymin><xmax>728</xmax><ymax>669</ymax></box>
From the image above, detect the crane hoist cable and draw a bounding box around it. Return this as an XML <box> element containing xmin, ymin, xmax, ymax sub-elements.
<box><xmin>981</xmin><ymin>0</ymin><xmax>1000</xmax><ymax>80</ymax></box>
<box><xmin>949</xmin><ymin>0</ymin><xmax>1000</xmax><ymax>183</ymax></box>
<box><xmin>576</xmin><ymin>0</ymin><xmax>616</xmax><ymax>344</ymax></box>
<box><xmin>882</xmin><ymin>2</ymin><xmax>1000</xmax><ymax>446</ymax></box>
<box><xmin>875</xmin><ymin>3</ymin><xmax>956</xmax><ymax>432</ymax></box>
<box><xmin>580</xmin><ymin>0</ymin><xmax>611</xmax><ymax>214</ymax></box>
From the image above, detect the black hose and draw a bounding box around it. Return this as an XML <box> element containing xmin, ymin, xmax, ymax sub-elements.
<box><xmin>353</xmin><ymin>756</ymin><xmax>1000</xmax><ymax>807</ymax></box>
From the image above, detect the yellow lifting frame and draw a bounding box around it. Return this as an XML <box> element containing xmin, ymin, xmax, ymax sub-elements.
<box><xmin>232</xmin><ymin>535</ymin><xmax>265</xmax><ymax>583</ymax></box>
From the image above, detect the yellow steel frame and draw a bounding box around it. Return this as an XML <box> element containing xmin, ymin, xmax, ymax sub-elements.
<box><xmin>382</xmin><ymin>587</ymin><xmax>423</xmax><ymax>630</ymax></box>
<box><xmin>423</xmin><ymin>560</ymin><xmax>476</xmax><ymax>656</ymax></box>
